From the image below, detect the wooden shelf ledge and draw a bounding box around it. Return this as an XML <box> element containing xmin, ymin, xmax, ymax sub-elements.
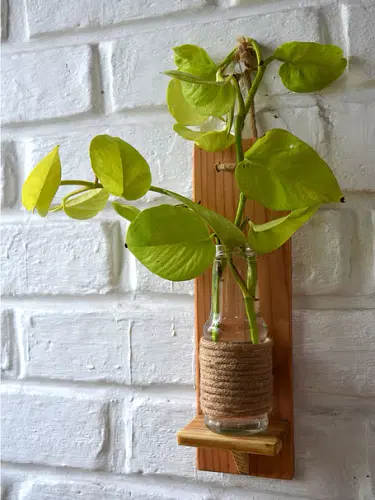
<box><xmin>177</xmin><ymin>416</ymin><xmax>289</xmax><ymax>474</ymax></box>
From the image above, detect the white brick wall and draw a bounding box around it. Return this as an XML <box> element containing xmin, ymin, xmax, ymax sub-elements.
<box><xmin>1</xmin><ymin>1</ymin><xmax>374</xmax><ymax>499</ymax></box>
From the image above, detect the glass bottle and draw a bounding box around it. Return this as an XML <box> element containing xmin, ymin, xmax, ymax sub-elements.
<box><xmin>202</xmin><ymin>245</ymin><xmax>271</xmax><ymax>435</ymax></box>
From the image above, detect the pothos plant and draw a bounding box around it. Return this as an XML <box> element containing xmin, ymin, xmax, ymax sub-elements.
<box><xmin>22</xmin><ymin>38</ymin><xmax>346</xmax><ymax>344</ymax></box>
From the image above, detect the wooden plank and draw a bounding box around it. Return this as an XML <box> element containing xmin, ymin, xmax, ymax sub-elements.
<box><xmin>193</xmin><ymin>143</ymin><xmax>294</xmax><ymax>479</ymax></box>
<box><xmin>178</xmin><ymin>416</ymin><xmax>287</xmax><ymax>456</ymax></box>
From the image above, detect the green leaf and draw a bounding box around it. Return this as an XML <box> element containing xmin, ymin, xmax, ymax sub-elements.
<box><xmin>167</xmin><ymin>79</ymin><xmax>206</xmax><ymax>126</ymax></box>
<box><xmin>164</xmin><ymin>70</ymin><xmax>229</xmax><ymax>86</ymax></box>
<box><xmin>197</xmin><ymin>130</ymin><xmax>235</xmax><ymax>152</ymax></box>
<box><xmin>173</xmin><ymin>125</ymin><xmax>235</xmax><ymax>152</ymax></box>
<box><xmin>112</xmin><ymin>202</ymin><xmax>140</xmax><ymax>222</ymax></box>
<box><xmin>235</xmin><ymin>129</ymin><xmax>343</xmax><ymax>210</ymax></box>
<box><xmin>126</xmin><ymin>204</ymin><xmax>215</xmax><ymax>281</ymax></box>
<box><xmin>114</xmin><ymin>138</ymin><xmax>151</xmax><ymax>200</ymax></box>
<box><xmin>90</xmin><ymin>135</ymin><xmax>151</xmax><ymax>200</ymax></box>
<box><xmin>22</xmin><ymin>146</ymin><xmax>61</xmax><ymax>217</ymax></box>
<box><xmin>153</xmin><ymin>187</ymin><xmax>247</xmax><ymax>249</ymax></box>
<box><xmin>63</xmin><ymin>188</ymin><xmax>109</xmax><ymax>220</ymax></box>
<box><xmin>274</xmin><ymin>42</ymin><xmax>347</xmax><ymax>92</ymax></box>
<box><xmin>172</xmin><ymin>44</ymin><xmax>236</xmax><ymax>117</ymax></box>
<box><xmin>181</xmin><ymin>80</ymin><xmax>236</xmax><ymax>117</ymax></box>
<box><xmin>247</xmin><ymin>206</ymin><xmax>318</xmax><ymax>253</ymax></box>
<box><xmin>173</xmin><ymin>44</ymin><xmax>216</xmax><ymax>77</ymax></box>
<box><xmin>90</xmin><ymin>135</ymin><xmax>123</xmax><ymax>196</ymax></box>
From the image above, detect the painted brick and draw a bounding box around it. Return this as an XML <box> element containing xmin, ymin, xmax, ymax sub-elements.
<box><xmin>324</xmin><ymin>100</ymin><xmax>375</xmax><ymax>191</ymax></box>
<box><xmin>21</xmin><ymin>311</ymin><xmax>130</xmax><ymax>383</ymax></box>
<box><xmin>1</xmin><ymin>46</ymin><xmax>94</xmax><ymax>124</ymax></box>
<box><xmin>25</xmin><ymin>0</ymin><xmax>209</xmax><ymax>38</ymax></box>
<box><xmin>293</xmin><ymin>209</ymin><xmax>354</xmax><ymax>295</ymax></box>
<box><xmin>0</xmin><ymin>222</ymin><xmax>121</xmax><ymax>295</ymax></box>
<box><xmin>133</xmin><ymin>261</ymin><xmax>194</xmax><ymax>295</ymax></box>
<box><xmin>293</xmin><ymin>310</ymin><xmax>375</xmax><ymax>397</ymax></box>
<box><xmin>218</xmin><ymin>413</ymin><xmax>368</xmax><ymax>500</ymax></box>
<box><xmin>111</xmin><ymin>8</ymin><xmax>319</xmax><ymax>110</ymax></box>
<box><xmin>346</xmin><ymin>4</ymin><xmax>375</xmax><ymax>83</ymax></box>
<box><xmin>131</xmin><ymin>309</ymin><xmax>194</xmax><ymax>385</ymax></box>
<box><xmin>27</xmin><ymin>123</ymin><xmax>193</xmax><ymax>201</ymax></box>
<box><xmin>1</xmin><ymin>386</ymin><xmax>112</xmax><ymax>469</ymax></box>
<box><xmin>257</xmin><ymin>106</ymin><xmax>327</xmax><ymax>157</ymax></box>
<box><xmin>1</xmin><ymin>0</ymin><xmax>8</xmax><ymax>40</ymax></box>
<box><xmin>1</xmin><ymin>309</ymin><xmax>16</xmax><ymax>376</ymax></box>
<box><xmin>128</xmin><ymin>396</ymin><xmax>195</xmax><ymax>475</ymax></box>
<box><xmin>1</xmin><ymin>141</ymin><xmax>18</xmax><ymax>209</ymax></box>
<box><xmin>19</xmin><ymin>479</ymin><xmax>212</xmax><ymax>500</ymax></box>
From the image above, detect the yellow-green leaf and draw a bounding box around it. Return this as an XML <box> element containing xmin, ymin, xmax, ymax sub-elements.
<box><xmin>22</xmin><ymin>146</ymin><xmax>61</xmax><ymax>217</ymax></box>
<box><xmin>274</xmin><ymin>42</ymin><xmax>347</xmax><ymax>92</ymax></box>
<box><xmin>173</xmin><ymin>124</ymin><xmax>235</xmax><ymax>152</ymax></box>
<box><xmin>126</xmin><ymin>204</ymin><xmax>215</xmax><ymax>281</ymax></box>
<box><xmin>173</xmin><ymin>45</ymin><xmax>216</xmax><ymax>77</ymax></box>
<box><xmin>64</xmin><ymin>188</ymin><xmax>109</xmax><ymax>220</ymax></box>
<box><xmin>112</xmin><ymin>202</ymin><xmax>140</xmax><ymax>222</ymax></box>
<box><xmin>90</xmin><ymin>135</ymin><xmax>151</xmax><ymax>200</ymax></box>
<box><xmin>167</xmin><ymin>79</ymin><xmax>206</xmax><ymax>126</ymax></box>
<box><xmin>247</xmin><ymin>206</ymin><xmax>318</xmax><ymax>253</ymax></box>
<box><xmin>172</xmin><ymin>44</ymin><xmax>236</xmax><ymax>117</ymax></box>
<box><xmin>114</xmin><ymin>138</ymin><xmax>151</xmax><ymax>200</ymax></box>
<box><xmin>235</xmin><ymin>129</ymin><xmax>343</xmax><ymax>210</ymax></box>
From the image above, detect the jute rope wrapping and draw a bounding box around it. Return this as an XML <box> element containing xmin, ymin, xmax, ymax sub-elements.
<box><xmin>199</xmin><ymin>338</ymin><xmax>273</xmax><ymax>418</ymax></box>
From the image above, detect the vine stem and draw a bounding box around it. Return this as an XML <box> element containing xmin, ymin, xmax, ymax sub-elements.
<box><xmin>60</xmin><ymin>180</ymin><xmax>103</xmax><ymax>188</ymax></box>
<box><xmin>227</xmin><ymin>257</ymin><xmax>259</xmax><ymax>344</ymax></box>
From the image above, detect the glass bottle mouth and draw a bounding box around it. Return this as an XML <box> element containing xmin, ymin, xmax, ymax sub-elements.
<box><xmin>215</xmin><ymin>244</ymin><xmax>255</xmax><ymax>259</ymax></box>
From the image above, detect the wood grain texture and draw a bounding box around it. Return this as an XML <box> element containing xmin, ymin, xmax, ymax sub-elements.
<box><xmin>177</xmin><ymin>416</ymin><xmax>287</xmax><ymax>456</ymax></box>
<box><xmin>193</xmin><ymin>142</ymin><xmax>294</xmax><ymax>479</ymax></box>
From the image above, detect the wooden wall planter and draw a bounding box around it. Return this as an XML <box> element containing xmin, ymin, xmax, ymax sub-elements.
<box><xmin>176</xmin><ymin>142</ymin><xmax>294</xmax><ymax>479</ymax></box>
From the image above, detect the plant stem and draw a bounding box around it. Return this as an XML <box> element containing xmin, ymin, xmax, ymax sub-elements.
<box><xmin>227</xmin><ymin>257</ymin><xmax>258</xmax><ymax>344</ymax></box>
<box><xmin>60</xmin><ymin>180</ymin><xmax>103</xmax><ymax>188</ymax></box>
<box><xmin>210</xmin><ymin>259</ymin><xmax>222</xmax><ymax>342</ymax></box>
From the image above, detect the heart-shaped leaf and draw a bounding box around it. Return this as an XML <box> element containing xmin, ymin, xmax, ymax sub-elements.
<box><xmin>173</xmin><ymin>44</ymin><xmax>216</xmax><ymax>77</ymax></box>
<box><xmin>247</xmin><ymin>206</ymin><xmax>318</xmax><ymax>253</ymax></box>
<box><xmin>172</xmin><ymin>44</ymin><xmax>236</xmax><ymax>117</ymax></box>
<box><xmin>126</xmin><ymin>204</ymin><xmax>215</xmax><ymax>281</ymax></box>
<box><xmin>181</xmin><ymin>80</ymin><xmax>236</xmax><ymax>117</ymax></box>
<box><xmin>112</xmin><ymin>201</ymin><xmax>140</xmax><ymax>222</ymax></box>
<box><xmin>114</xmin><ymin>138</ymin><xmax>151</xmax><ymax>200</ymax></box>
<box><xmin>90</xmin><ymin>135</ymin><xmax>151</xmax><ymax>200</ymax></box>
<box><xmin>22</xmin><ymin>146</ymin><xmax>61</xmax><ymax>217</ymax></box>
<box><xmin>64</xmin><ymin>188</ymin><xmax>109</xmax><ymax>220</ymax></box>
<box><xmin>153</xmin><ymin>187</ymin><xmax>247</xmax><ymax>249</ymax></box>
<box><xmin>173</xmin><ymin>124</ymin><xmax>235</xmax><ymax>152</ymax></box>
<box><xmin>167</xmin><ymin>79</ymin><xmax>206</xmax><ymax>126</ymax></box>
<box><xmin>235</xmin><ymin>129</ymin><xmax>343</xmax><ymax>210</ymax></box>
<box><xmin>274</xmin><ymin>42</ymin><xmax>347</xmax><ymax>92</ymax></box>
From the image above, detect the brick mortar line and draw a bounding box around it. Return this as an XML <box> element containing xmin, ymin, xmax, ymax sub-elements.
<box><xmin>0</xmin><ymin>461</ymin><xmax>318</xmax><ymax>500</ymax></box>
<box><xmin>2</xmin><ymin>0</ymin><xmax>330</xmax><ymax>55</ymax></box>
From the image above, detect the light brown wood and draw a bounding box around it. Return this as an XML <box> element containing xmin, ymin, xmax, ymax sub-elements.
<box><xmin>231</xmin><ymin>451</ymin><xmax>250</xmax><ymax>475</ymax></box>
<box><xmin>177</xmin><ymin>416</ymin><xmax>286</xmax><ymax>456</ymax></box>
<box><xmin>193</xmin><ymin>142</ymin><xmax>294</xmax><ymax>479</ymax></box>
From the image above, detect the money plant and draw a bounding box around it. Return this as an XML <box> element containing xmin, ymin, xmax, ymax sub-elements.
<box><xmin>22</xmin><ymin>38</ymin><xmax>346</xmax><ymax>344</ymax></box>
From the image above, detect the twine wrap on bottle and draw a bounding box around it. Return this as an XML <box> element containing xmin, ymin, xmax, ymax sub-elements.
<box><xmin>199</xmin><ymin>338</ymin><xmax>273</xmax><ymax>418</ymax></box>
